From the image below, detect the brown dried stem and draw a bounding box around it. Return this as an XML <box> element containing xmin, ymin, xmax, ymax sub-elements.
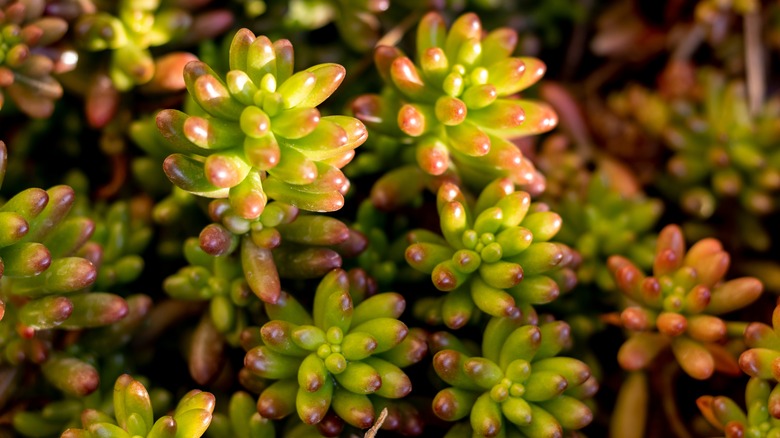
<box><xmin>364</xmin><ymin>407</ymin><xmax>388</xmax><ymax>438</ymax></box>
<box><xmin>744</xmin><ymin>8</ymin><xmax>765</xmax><ymax>116</ymax></box>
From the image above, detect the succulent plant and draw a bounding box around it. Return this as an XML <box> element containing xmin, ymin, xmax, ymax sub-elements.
<box><xmin>609</xmin><ymin>371</ymin><xmax>649</xmax><ymax>437</ymax></box>
<box><xmin>9</xmin><ymin>291</ymin><xmax>153</xmax><ymax>436</ymax></box>
<box><xmin>64</xmin><ymin>174</ymin><xmax>154</xmax><ymax>291</ymax></box>
<box><xmin>244</xmin><ymin>268</ymin><xmax>427</xmax><ymax>429</ymax></box>
<box><xmin>59</xmin><ymin>0</ymin><xmax>233</xmax><ymax>127</ymax></box>
<box><xmin>130</xmin><ymin>114</ymin><xmax>181</xmax><ymax>197</ymax></box>
<box><xmin>352</xmin><ymin>11</ymin><xmax>555</xmax><ymax>193</ymax></box>
<box><xmin>205</xmin><ymin>391</ymin><xmax>275</xmax><ymax>438</ymax></box>
<box><xmin>431</xmin><ymin>317</ymin><xmax>597</xmax><ymax>436</ymax></box>
<box><xmin>157</xmin><ymin>28</ymin><xmax>367</xmax><ymax>219</ymax></box>
<box><xmin>350</xmin><ymin>199</ymin><xmax>415</xmax><ymax>288</ymax></box>
<box><xmin>651</xmin><ymin>69</ymin><xmax>780</xmax><ymax>220</ymax></box>
<box><xmin>204</xmin><ymin>197</ymin><xmax>363</xmax><ymax>290</ymax></box>
<box><xmin>405</xmin><ymin>178</ymin><xmax>576</xmax><ymax>329</ymax></box>
<box><xmin>149</xmin><ymin>187</ymin><xmax>203</xmax><ymax>259</ymax></box>
<box><xmin>163</xmin><ymin>237</ymin><xmax>255</xmax><ymax>342</ymax></box>
<box><xmin>61</xmin><ymin>374</ymin><xmax>215</xmax><ymax>438</ymax></box>
<box><xmin>141</xmin><ymin>94</ymin><xmax>359</xmax><ymax>287</ymax></box>
<box><xmin>608</xmin><ymin>224</ymin><xmax>763</xmax><ymax>379</ymax></box>
<box><xmin>0</xmin><ymin>0</ymin><xmax>70</xmax><ymax>118</ymax></box>
<box><xmin>88</xmin><ymin>199</ymin><xmax>152</xmax><ymax>290</ymax></box>
<box><xmin>739</xmin><ymin>304</ymin><xmax>780</xmax><ymax>382</ymax></box>
<box><xmin>697</xmin><ymin>376</ymin><xmax>780</xmax><ymax>438</ymax></box>
<box><xmin>0</xmin><ymin>142</ymin><xmax>132</xmax><ymax>368</ymax></box>
<box><xmin>555</xmin><ymin>169</ymin><xmax>662</xmax><ymax>291</ymax></box>
<box><xmin>177</xmin><ymin>202</ymin><xmax>362</xmax><ymax>313</ymax></box>
<box><xmin>130</xmin><ymin>121</ymin><xmax>208</xmax><ymax>257</ymax></box>
<box><xmin>13</xmin><ymin>360</ymin><xmax>169</xmax><ymax>437</ymax></box>
<box><xmin>73</xmin><ymin>2</ymin><xmax>190</xmax><ymax>91</ymax></box>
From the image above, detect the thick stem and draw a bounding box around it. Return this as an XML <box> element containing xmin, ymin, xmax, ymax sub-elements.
<box><xmin>744</xmin><ymin>8</ymin><xmax>765</xmax><ymax>117</ymax></box>
<box><xmin>660</xmin><ymin>361</ymin><xmax>693</xmax><ymax>438</ymax></box>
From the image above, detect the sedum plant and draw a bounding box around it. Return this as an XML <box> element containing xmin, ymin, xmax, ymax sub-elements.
<box><xmin>72</xmin><ymin>0</ymin><xmax>191</xmax><ymax>92</ymax></box>
<box><xmin>697</xmin><ymin>377</ymin><xmax>780</xmax><ymax>438</ymax></box>
<box><xmin>244</xmin><ymin>268</ymin><xmax>426</xmax><ymax>429</ymax></box>
<box><xmin>163</xmin><ymin>236</ymin><xmax>255</xmax><ymax>349</ymax></box>
<box><xmin>157</xmin><ymin>27</ymin><xmax>367</xmax><ymax>218</ymax></box>
<box><xmin>0</xmin><ymin>0</ymin><xmax>69</xmax><ymax>118</ymax></box>
<box><xmin>65</xmin><ymin>173</ymin><xmax>153</xmax><ymax>291</ymax></box>
<box><xmin>431</xmin><ymin>317</ymin><xmax>597</xmax><ymax>436</ymax></box>
<box><xmin>406</xmin><ymin>178</ymin><xmax>575</xmax><ymax>329</ymax></box>
<box><xmin>0</xmin><ymin>141</ymin><xmax>130</xmax><ymax>372</ymax></box>
<box><xmin>194</xmin><ymin>198</ymin><xmax>360</xmax><ymax>304</ymax></box>
<box><xmin>153</xmin><ymin>27</ymin><xmax>370</xmax><ymax>315</ymax></box>
<box><xmin>621</xmin><ymin>69</ymin><xmax>780</xmax><ymax>221</ymax></box>
<box><xmin>86</xmin><ymin>199</ymin><xmax>152</xmax><ymax>291</ymax></box>
<box><xmin>353</xmin><ymin>11</ymin><xmax>555</xmax><ymax>194</ymax></box>
<box><xmin>555</xmin><ymin>169</ymin><xmax>663</xmax><ymax>291</ymax></box>
<box><xmin>608</xmin><ymin>224</ymin><xmax>763</xmax><ymax>379</ymax></box>
<box><xmin>664</xmin><ymin>70</ymin><xmax>780</xmax><ymax>219</ymax></box>
<box><xmin>61</xmin><ymin>374</ymin><xmax>215</xmax><ymax>438</ymax></box>
<box><xmin>350</xmin><ymin>199</ymin><xmax>414</xmax><ymax>288</ymax></box>
<box><xmin>63</xmin><ymin>0</ymin><xmax>232</xmax><ymax>127</ymax></box>
<box><xmin>532</xmin><ymin>133</ymin><xmax>591</xmax><ymax>203</ymax></box>
<box><xmin>13</xmin><ymin>361</ymin><xmax>169</xmax><ymax>437</ymax></box>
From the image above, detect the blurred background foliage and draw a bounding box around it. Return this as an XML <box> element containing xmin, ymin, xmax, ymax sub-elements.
<box><xmin>0</xmin><ymin>0</ymin><xmax>779</xmax><ymax>437</ymax></box>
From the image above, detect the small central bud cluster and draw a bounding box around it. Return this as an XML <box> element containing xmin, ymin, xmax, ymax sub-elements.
<box><xmin>461</xmin><ymin>230</ymin><xmax>502</xmax><ymax>263</ymax></box>
<box><xmin>441</xmin><ymin>63</ymin><xmax>489</xmax><ymax>98</ymax></box>
<box><xmin>246</xmin><ymin>73</ymin><xmax>282</xmax><ymax>117</ymax></box>
<box><xmin>237</xmin><ymin>72</ymin><xmax>286</xmax><ymax>140</ymax></box>
<box><xmin>490</xmin><ymin>359</ymin><xmax>531</xmax><ymax>403</ymax></box>
<box><xmin>661</xmin><ymin>287</ymin><xmax>686</xmax><ymax>313</ymax></box>
<box><xmin>489</xmin><ymin>377</ymin><xmax>526</xmax><ymax>403</ymax></box>
<box><xmin>659</xmin><ymin>269</ymin><xmax>697</xmax><ymax>313</ymax></box>
<box><xmin>317</xmin><ymin>327</ymin><xmax>346</xmax><ymax>374</ymax></box>
<box><xmin>756</xmin><ymin>421</ymin><xmax>772</xmax><ymax>434</ymax></box>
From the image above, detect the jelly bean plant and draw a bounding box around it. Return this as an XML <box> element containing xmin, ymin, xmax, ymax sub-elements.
<box><xmin>0</xmin><ymin>1</ymin><xmax>777</xmax><ymax>437</ymax></box>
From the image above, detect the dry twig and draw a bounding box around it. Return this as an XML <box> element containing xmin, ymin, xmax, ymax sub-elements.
<box><xmin>364</xmin><ymin>408</ymin><xmax>389</xmax><ymax>438</ymax></box>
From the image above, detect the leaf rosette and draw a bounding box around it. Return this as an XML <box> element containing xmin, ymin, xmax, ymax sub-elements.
<box><xmin>158</xmin><ymin>28</ymin><xmax>367</xmax><ymax>220</ymax></box>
